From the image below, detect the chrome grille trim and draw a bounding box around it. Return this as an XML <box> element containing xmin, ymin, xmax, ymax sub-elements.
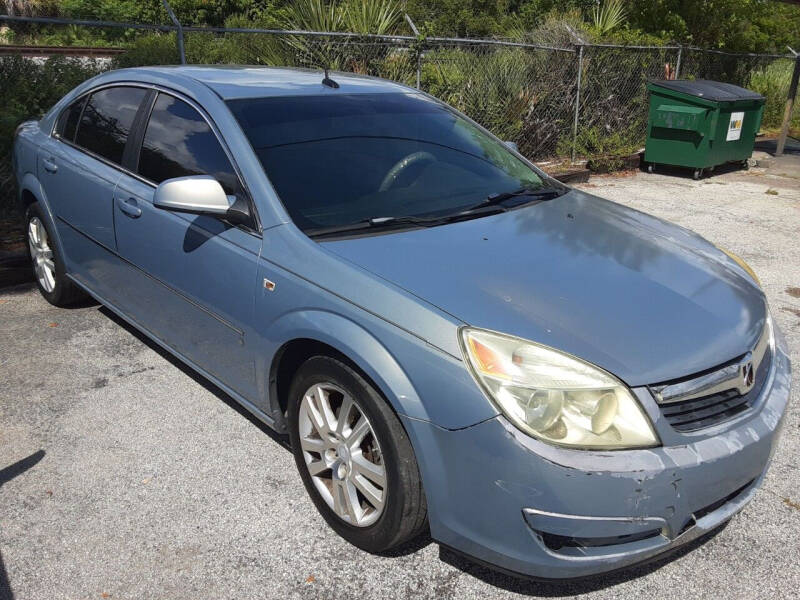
<box><xmin>651</xmin><ymin>319</ymin><xmax>772</xmax><ymax>406</ymax></box>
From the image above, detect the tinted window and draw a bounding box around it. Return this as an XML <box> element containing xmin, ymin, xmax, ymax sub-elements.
<box><xmin>75</xmin><ymin>87</ymin><xmax>147</xmax><ymax>164</ymax></box>
<box><xmin>138</xmin><ymin>93</ymin><xmax>239</xmax><ymax>196</ymax></box>
<box><xmin>55</xmin><ymin>96</ymin><xmax>86</xmax><ymax>142</ymax></box>
<box><xmin>227</xmin><ymin>93</ymin><xmax>546</xmax><ymax>232</ymax></box>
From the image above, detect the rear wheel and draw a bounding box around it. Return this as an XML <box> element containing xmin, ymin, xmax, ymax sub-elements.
<box><xmin>26</xmin><ymin>203</ymin><xmax>86</xmax><ymax>306</ymax></box>
<box><xmin>693</xmin><ymin>168</ymin><xmax>702</xmax><ymax>180</ymax></box>
<box><xmin>288</xmin><ymin>356</ymin><xmax>427</xmax><ymax>553</ymax></box>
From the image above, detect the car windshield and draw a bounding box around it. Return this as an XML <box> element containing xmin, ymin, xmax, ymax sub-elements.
<box><xmin>227</xmin><ymin>92</ymin><xmax>551</xmax><ymax>232</ymax></box>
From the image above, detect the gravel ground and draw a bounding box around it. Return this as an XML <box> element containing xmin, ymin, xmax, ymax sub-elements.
<box><xmin>1</xmin><ymin>158</ymin><xmax>799</xmax><ymax>600</ymax></box>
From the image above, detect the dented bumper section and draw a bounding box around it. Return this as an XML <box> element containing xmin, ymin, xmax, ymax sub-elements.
<box><xmin>402</xmin><ymin>335</ymin><xmax>791</xmax><ymax>580</ymax></box>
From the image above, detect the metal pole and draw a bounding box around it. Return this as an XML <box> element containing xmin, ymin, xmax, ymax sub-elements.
<box><xmin>777</xmin><ymin>51</ymin><xmax>800</xmax><ymax>156</ymax></box>
<box><xmin>571</xmin><ymin>44</ymin><xmax>584</xmax><ymax>164</ymax></box>
<box><xmin>405</xmin><ymin>13</ymin><xmax>422</xmax><ymax>90</ymax></box>
<box><xmin>675</xmin><ymin>46</ymin><xmax>682</xmax><ymax>79</ymax></box>
<box><xmin>161</xmin><ymin>0</ymin><xmax>185</xmax><ymax>65</ymax></box>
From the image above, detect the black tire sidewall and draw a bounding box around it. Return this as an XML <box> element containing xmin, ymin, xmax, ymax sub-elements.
<box><xmin>287</xmin><ymin>356</ymin><xmax>415</xmax><ymax>553</ymax></box>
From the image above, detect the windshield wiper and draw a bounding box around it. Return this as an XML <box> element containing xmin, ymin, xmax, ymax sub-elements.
<box><xmin>307</xmin><ymin>214</ymin><xmax>442</xmax><ymax>238</ymax></box>
<box><xmin>307</xmin><ymin>205</ymin><xmax>508</xmax><ymax>238</ymax></box>
<box><xmin>465</xmin><ymin>186</ymin><xmax>567</xmax><ymax>213</ymax></box>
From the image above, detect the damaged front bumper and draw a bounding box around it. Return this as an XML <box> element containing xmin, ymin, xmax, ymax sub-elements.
<box><xmin>402</xmin><ymin>327</ymin><xmax>791</xmax><ymax>580</ymax></box>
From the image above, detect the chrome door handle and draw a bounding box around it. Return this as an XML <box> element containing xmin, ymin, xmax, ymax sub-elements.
<box><xmin>42</xmin><ymin>157</ymin><xmax>58</xmax><ymax>173</ymax></box>
<box><xmin>117</xmin><ymin>197</ymin><xmax>142</xmax><ymax>218</ymax></box>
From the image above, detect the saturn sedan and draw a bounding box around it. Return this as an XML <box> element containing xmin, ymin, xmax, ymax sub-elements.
<box><xmin>12</xmin><ymin>66</ymin><xmax>791</xmax><ymax>579</ymax></box>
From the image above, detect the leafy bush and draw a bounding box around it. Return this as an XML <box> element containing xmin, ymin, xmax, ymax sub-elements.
<box><xmin>558</xmin><ymin>124</ymin><xmax>642</xmax><ymax>171</ymax></box>
<box><xmin>748</xmin><ymin>59</ymin><xmax>800</xmax><ymax>131</ymax></box>
<box><xmin>0</xmin><ymin>56</ymin><xmax>105</xmax><ymax>217</ymax></box>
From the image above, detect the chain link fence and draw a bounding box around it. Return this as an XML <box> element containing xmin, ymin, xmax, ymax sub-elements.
<box><xmin>1</xmin><ymin>14</ymin><xmax>798</xmax><ymax>180</ymax></box>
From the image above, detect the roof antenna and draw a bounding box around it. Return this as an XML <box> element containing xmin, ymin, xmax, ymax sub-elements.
<box><xmin>322</xmin><ymin>67</ymin><xmax>339</xmax><ymax>89</ymax></box>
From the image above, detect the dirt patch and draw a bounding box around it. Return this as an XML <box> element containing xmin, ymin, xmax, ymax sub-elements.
<box><xmin>786</xmin><ymin>287</ymin><xmax>800</xmax><ymax>299</ymax></box>
<box><xmin>784</xmin><ymin>497</ymin><xmax>800</xmax><ymax>511</ymax></box>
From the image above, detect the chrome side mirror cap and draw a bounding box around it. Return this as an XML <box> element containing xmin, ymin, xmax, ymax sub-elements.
<box><xmin>153</xmin><ymin>175</ymin><xmax>234</xmax><ymax>216</ymax></box>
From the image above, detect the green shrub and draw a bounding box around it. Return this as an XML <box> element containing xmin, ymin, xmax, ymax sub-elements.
<box><xmin>558</xmin><ymin>123</ymin><xmax>643</xmax><ymax>171</ymax></box>
<box><xmin>748</xmin><ymin>60</ymin><xmax>800</xmax><ymax>131</ymax></box>
<box><xmin>0</xmin><ymin>55</ymin><xmax>105</xmax><ymax>217</ymax></box>
<box><xmin>112</xmin><ymin>33</ymin><xmax>181</xmax><ymax>68</ymax></box>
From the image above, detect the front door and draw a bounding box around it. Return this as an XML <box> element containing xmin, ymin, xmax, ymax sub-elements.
<box><xmin>112</xmin><ymin>91</ymin><xmax>261</xmax><ymax>399</ymax></box>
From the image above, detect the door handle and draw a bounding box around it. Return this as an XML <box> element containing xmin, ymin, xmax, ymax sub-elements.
<box><xmin>117</xmin><ymin>197</ymin><xmax>142</xmax><ymax>219</ymax></box>
<box><xmin>42</xmin><ymin>157</ymin><xmax>58</xmax><ymax>173</ymax></box>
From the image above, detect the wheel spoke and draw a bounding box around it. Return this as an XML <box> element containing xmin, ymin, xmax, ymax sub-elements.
<box><xmin>306</xmin><ymin>459</ymin><xmax>328</xmax><ymax>476</ymax></box>
<box><xmin>353</xmin><ymin>472</ymin><xmax>384</xmax><ymax>510</ymax></box>
<box><xmin>336</xmin><ymin>394</ymin><xmax>354</xmax><ymax>436</ymax></box>
<box><xmin>315</xmin><ymin>385</ymin><xmax>337</xmax><ymax>433</ymax></box>
<box><xmin>342</xmin><ymin>480</ymin><xmax>361</xmax><ymax>523</ymax></box>
<box><xmin>332</xmin><ymin>478</ymin><xmax>345</xmax><ymax>517</ymax></box>
<box><xmin>304</xmin><ymin>390</ymin><xmax>329</xmax><ymax>437</ymax></box>
<box><xmin>300</xmin><ymin>436</ymin><xmax>326</xmax><ymax>455</ymax></box>
<box><xmin>352</xmin><ymin>454</ymin><xmax>386</xmax><ymax>487</ymax></box>
<box><xmin>347</xmin><ymin>416</ymin><xmax>371</xmax><ymax>448</ymax></box>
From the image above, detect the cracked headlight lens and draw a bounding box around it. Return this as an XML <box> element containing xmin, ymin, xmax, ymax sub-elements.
<box><xmin>461</xmin><ymin>328</ymin><xmax>659</xmax><ymax>450</ymax></box>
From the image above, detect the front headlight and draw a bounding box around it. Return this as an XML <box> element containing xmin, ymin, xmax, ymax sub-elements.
<box><xmin>461</xmin><ymin>328</ymin><xmax>659</xmax><ymax>450</ymax></box>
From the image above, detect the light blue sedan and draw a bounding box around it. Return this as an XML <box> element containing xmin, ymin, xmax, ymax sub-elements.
<box><xmin>13</xmin><ymin>66</ymin><xmax>791</xmax><ymax>579</ymax></box>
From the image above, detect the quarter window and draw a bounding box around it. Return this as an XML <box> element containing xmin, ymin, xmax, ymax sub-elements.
<box><xmin>55</xmin><ymin>96</ymin><xmax>86</xmax><ymax>142</ymax></box>
<box><xmin>75</xmin><ymin>86</ymin><xmax>148</xmax><ymax>165</ymax></box>
<box><xmin>138</xmin><ymin>93</ymin><xmax>240</xmax><ymax>196</ymax></box>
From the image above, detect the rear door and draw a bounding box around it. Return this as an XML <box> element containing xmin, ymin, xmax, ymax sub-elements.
<box><xmin>112</xmin><ymin>91</ymin><xmax>261</xmax><ymax>399</ymax></box>
<box><xmin>39</xmin><ymin>86</ymin><xmax>149</xmax><ymax>294</ymax></box>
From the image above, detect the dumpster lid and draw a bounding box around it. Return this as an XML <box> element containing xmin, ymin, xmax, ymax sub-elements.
<box><xmin>649</xmin><ymin>79</ymin><xmax>764</xmax><ymax>102</ymax></box>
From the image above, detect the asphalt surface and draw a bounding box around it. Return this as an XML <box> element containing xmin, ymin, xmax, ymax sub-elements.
<box><xmin>2</xmin><ymin>158</ymin><xmax>799</xmax><ymax>599</ymax></box>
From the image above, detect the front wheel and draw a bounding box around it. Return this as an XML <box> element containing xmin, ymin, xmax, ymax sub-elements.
<box><xmin>288</xmin><ymin>356</ymin><xmax>427</xmax><ymax>553</ymax></box>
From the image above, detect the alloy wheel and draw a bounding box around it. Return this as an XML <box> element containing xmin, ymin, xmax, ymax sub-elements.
<box><xmin>28</xmin><ymin>217</ymin><xmax>56</xmax><ymax>293</ymax></box>
<box><xmin>298</xmin><ymin>382</ymin><xmax>387</xmax><ymax>527</ymax></box>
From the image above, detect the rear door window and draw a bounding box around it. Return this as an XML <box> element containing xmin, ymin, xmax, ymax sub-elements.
<box><xmin>55</xmin><ymin>96</ymin><xmax>86</xmax><ymax>142</ymax></box>
<box><xmin>75</xmin><ymin>86</ymin><xmax>148</xmax><ymax>165</ymax></box>
<box><xmin>137</xmin><ymin>93</ymin><xmax>240</xmax><ymax>196</ymax></box>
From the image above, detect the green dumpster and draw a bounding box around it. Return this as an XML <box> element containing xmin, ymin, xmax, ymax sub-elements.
<box><xmin>644</xmin><ymin>79</ymin><xmax>765</xmax><ymax>180</ymax></box>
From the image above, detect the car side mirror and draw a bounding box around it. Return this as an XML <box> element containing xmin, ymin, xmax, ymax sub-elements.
<box><xmin>153</xmin><ymin>175</ymin><xmax>234</xmax><ymax>216</ymax></box>
<box><xmin>504</xmin><ymin>141</ymin><xmax>519</xmax><ymax>153</ymax></box>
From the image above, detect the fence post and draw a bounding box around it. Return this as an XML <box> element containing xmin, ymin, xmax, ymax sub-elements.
<box><xmin>161</xmin><ymin>0</ymin><xmax>185</xmax><ymax>65</ymax></box>
<box><xmin>777</xmin><ymin>52</ymin><xmax>800</xmax><ymax>156</ymax></box>
<box><xmin>405</xmin><ymin>14</ymin><xmax>422</xmax><ymax>90</ymax></box>
<box><xmin>571</xmin><ymin>44</ymin><xmax>584</xmax><ymax>163</ymax></box>
<box><xmin>675</xmin><ymin>46</ymin><xmax>682</xmax><ymax>79</ymax></box>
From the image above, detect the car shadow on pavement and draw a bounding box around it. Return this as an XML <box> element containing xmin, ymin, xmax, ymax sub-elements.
<box><xmin>97</xmin><ymin>307</ymin><xmax>292</xmax><ymax>452</ymax></box>
<box><xmin>0</xmin><ymin>449</ymin><xmax>47</xmax><ymax>600</ymax></box>
<box><xmin>438</xmin><ymin>523</ymin><xmax>728</xmax><ymax>596</ymax></box>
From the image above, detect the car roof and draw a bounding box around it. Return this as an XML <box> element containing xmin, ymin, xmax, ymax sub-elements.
<box><xmin>121</xmin><ymin>65</ymin><xmax>413</xmax><ymax>100</ymax></box>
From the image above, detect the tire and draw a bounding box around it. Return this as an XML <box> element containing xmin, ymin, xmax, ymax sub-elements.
<box><xmin>693</xmin><ymin>168</ymin><xmax>702</xmax><ymax>180</ymax></box>
<box><xmin>25</xmin><ymin>202</ymin><xmax>86</xmax><ymax>307</ymax></box>
<box><xmin>288</xmin><ymin>356</ymin><xmax>427</xmax><ymax>553</ymax></box>
<box><xmin>647</xmin><ymin>163</ymin><xmax>654</xmax><ymax>174</ymax></box>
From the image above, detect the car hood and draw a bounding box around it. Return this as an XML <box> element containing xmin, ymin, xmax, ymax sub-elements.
<box><xmin>322</xmin><ymin>190</ymin><xmax>766</xmax><ymax>386</ymax></box>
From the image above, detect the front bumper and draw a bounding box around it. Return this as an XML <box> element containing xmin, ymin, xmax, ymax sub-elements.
<box><xmin>402</xmin><ymin>329</ymin><xmax>791</xmax><ymax>579</ymax></box>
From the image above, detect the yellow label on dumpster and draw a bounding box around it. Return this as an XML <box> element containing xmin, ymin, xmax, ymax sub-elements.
<box><xmin>727</xmin><ymin>112</ymin><xmax>744</xmax><ymax>141</ymax></box>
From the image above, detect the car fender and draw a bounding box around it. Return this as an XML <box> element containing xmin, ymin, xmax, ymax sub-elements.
<box><xmin>19</xmin><ymin>172</ymin><xmax>67</xmax><ymax>261</ymax></box>
<box><xmin>262</xmin><ymin>309</ymin><xmax>432</xmax><ymax>425</ymax></box>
